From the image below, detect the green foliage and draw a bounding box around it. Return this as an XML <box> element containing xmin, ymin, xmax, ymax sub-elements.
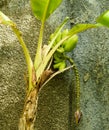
<box><xmin>43</xmin><ymin>17</ymin><xmax>69</xmax><ymax>58</ymax></box>
<box><xmin>63</xmin><ymin>34</ymin><xmax>78</xmax><ymax>52</ymax></box>
<box><xmin>68</xmin><ymin>24</ymin><xmax>97</xmax><ymax>36</ymax></box>
<box><xmin>1</xmin><ymin>1</ymin><xmax>109</xmax><ymax>127</ymax></box>
<box><xmin>96</xmin><ymin>10</ymin><xmax>109</xmax><ymax>27</ymax></box>
<box><xmin>1</xmin><ymin>1</ymin><xmax>109</xmax><ymax>94</ymax></box>
<box><xmin>0</xmin><ymin>11</ymin><xmax>34</xmax><ymax>92</ymax></box>
<box><xmin>49</xmin><ymin>28</ymin><xmax>78</xmax><ymax>70</ymax></box>
<box><xmin>32</xmin><ymin>0</ymin><xmax>62</xmax><ymax>70</ymax></box>
<box><xmin>31</xmin><ymin>0</ymin><xmax>62</xmax><ymax>22</ymax></box>
<box><xmin>49</xmin><ymin>28</ymin><xmax>78</xmax><ymax>52</ymax></box>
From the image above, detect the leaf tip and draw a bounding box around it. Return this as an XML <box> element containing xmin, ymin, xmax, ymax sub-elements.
<box><xmin>0</xmin><ymin>11</ymin><xmax>15</xmax><ymax>26</ymax></box>
<box><xmin>96</xmin><ymin>10</ymin><xmax>109</xmax><ymax>28</ymax></box>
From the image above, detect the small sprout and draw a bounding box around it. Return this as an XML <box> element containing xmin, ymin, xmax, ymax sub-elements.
<box><xmin>53</xmin><ymin>60</ymin><xmax>66</xmax><ymax>70</ymax></box>
<box><xmin>57</xmin><ymin>47</ymin><xmax>65</xmax><ymax>53</ymax></box>
<box><xmin>83</xmin><ymin>73</ymin><xmax>90</xmax><ymax>82</ymax></box>
<box><xmin>74</xmin><ymin>109</ymin><xmax>82</xmax><ymax>124</ymax></box>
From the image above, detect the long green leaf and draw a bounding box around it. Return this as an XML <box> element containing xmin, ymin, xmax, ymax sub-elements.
<box><xmin>0</xmin><ymin>11</ymin><xmax>34</xmax><ymax>92</ymax></box>
<box><xmin>68</xmin><ymin>24</ymin><xmax>97</xmax><ymax>36</ymax></box>
<box><xmin>31</xmin><ymin>0</ymin><xmax>62</xmax><ymax>21</ymax></box>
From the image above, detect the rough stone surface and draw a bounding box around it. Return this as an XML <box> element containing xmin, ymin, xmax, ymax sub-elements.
<box><xmin>0</xmin><ymin>0</ymin><xmax>109</xmax><ymax>130</ymax></box>
<box><xmin>70</xmin><ymin>0</ymin><xmax>109</xmax><ymax>130</ymax></box>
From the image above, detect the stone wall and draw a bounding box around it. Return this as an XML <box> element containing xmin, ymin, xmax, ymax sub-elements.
<box><xmin>0</xmin><ymin>0</ymin><xmax>109</xmax><ymax>130</ymax></box>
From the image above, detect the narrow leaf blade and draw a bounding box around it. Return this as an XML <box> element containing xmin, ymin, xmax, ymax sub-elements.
<box><xmin>0</xmin><ymin>11</ymin><xmax>34</xmax><ymax>92</ymax></box>
<box><xmin>68</xmin><ymin>24</ymin><xmax>97</xmax><ymax>36</ymax></box>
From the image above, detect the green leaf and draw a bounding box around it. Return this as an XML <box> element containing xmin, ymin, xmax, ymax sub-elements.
<box><xmin>36</xmin><ymin>35</ymin><xmax>69</xmax><ymax>80</ymax></box>
<box><xmin>12</xmin><ymin>27</ymin><xmax>34</xmax><ymax>92</ymax></box>
<box><xmin>43</xmin><ymin>17</ymin><xmax>69</xmax><ymax>57</ymax></box>
<box><xmin>96</xmin><ymin>10</ymin><xmax>109</xmax><ymax>28</ymax></box>
<box><xmin>31</xmin><ymin>0</ymin><xmax>62</xmax><ymax>21</ymax></box>
<box><xmin>68</xmin><ymin>24</ymin><xmax>97</xmax><ymax>36</ymax></box>
<box><xmin>0</xmin><ymin>11</ymin><xmax>14</xmax><ymax>26</ymax></box>
<box><xmin>0</xmin><ymin>11</ymin><xmax>34</xmax><ymax>92</ymax></box>
<box><xmin>34</xmin><ymin>17</ymin><xmax>68</xmax><ymax>78</ymax></box>
<box><xmin>33</xmin><ymin>0</ymin><xmax>62</xmax><ymax>70</ymax></box>
<box><xmin>35</xmin><ymin>18</ymin><xmax>69</xmax><ymax>79</ymax></box>
<box><xmin>35</xmin><ymin>23</ymin><xmax>98</xmax><ymax>80</ymax></box>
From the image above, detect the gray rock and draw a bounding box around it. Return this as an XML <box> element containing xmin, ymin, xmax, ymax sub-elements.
<box><xmin>70</xmin><ymin>0</ymin><xmax>109</xmax><ymax>130</ymax></box>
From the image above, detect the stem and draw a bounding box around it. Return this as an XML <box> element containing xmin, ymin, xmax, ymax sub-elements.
<box><xmin>11</xmin><ymin>26</ymin><xmax>33</xmax><ymax>92</ymax></box>
<box><xmin>34</xmin><ymin>0</ymin><xmax>52</xmax><ymax>70</ymax></box>
<box><xmin>65</xmin><ymin>56</ymin><xmax>80</xmax><ymax>110</ymax></box>
<box><xmin>34</xmin><ymin>21</ymin><xmax>45</xmax><ymax>70</ymax></box>
<box><xmin>19</xmin><ymin>87</ymin><xmax>39</xmax><ymax>130</ymax></box>
<box><xmin>41</xmin><ymin>65</ymin><xmax>74</xmax><ymax>89</ymax></box>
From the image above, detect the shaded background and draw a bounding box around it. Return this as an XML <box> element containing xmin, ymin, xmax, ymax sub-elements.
<box><xmin>0</xmin><ymin>0</ymin><xmax>109</xmax><ymax>130</ymax></box>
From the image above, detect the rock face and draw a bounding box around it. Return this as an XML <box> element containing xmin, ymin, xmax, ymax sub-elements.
<box><xmin>70</xmin><ymin>1</ymin><xmax>109</xmax><ymax>130</ymax></box>
<box><xmin>0</xmin><ymin>0</ymin><xmax>109</xmax><ymax>130</ymax></box>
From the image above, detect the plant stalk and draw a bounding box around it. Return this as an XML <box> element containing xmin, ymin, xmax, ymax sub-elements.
<box><xmin>19</xmin><ymin>87</ymin><xmax>39</xmax><ymax>130</ymax></box>
<box><xmin>11</xmin><ymin>26</ymin><xmax>33</xmax><ymax>92</ymax></box>
<box><xmin>65</xmin><ymin>56</ymin><xmax>80</xmax><ymax>110</ymax></box>
<box><xmin>34</xmin><ymin>21</ymin><xmax>45</xmax><ymax>70</ymax></box>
